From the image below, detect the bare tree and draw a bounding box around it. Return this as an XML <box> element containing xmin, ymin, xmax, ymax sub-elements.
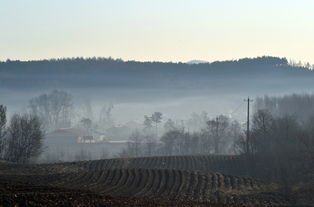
<box><xmin>82</xmin><ymin>99</ymin><xmax>94</xmax><ymax>121</ymax></box>
<box><xmin>151</xmin><ymin>112</ymin><xmax>162</xmax><ymax>137</ymax></box>
<box><xmin>127</xmin><ymin>130</ymin><xmax>143</xmax><ymax>157</ymax></box>
<box><xmin>0</xmin><ymin>105</ymin><xmax>7</xmax><ymax>158</ymax></box>
<box><xmin>98</xmin><ymin>104</ymin><xmax>114</xmax><ymax>130</ymax></box>
<box><xmin>160</xmin><ymin>130</ymin><xmax>181</xmax><ymax>156</ymax></box>
<box><xmin>29</xmin><ymin>90</ymin><xmax>73</xmax><ymax>131</ymax></box>
<box><xmin>250</xmin><ymin>110</ymin><xmax>273</xmax><ymax>154</ymax></box>
<box><xmin>186</xmin><ymin>112</ymin><xmax>208</xmax><ymax>132</ymax></box>
<box><xmin>143</xmin><ymin>115</ymin><xmax>153</xmax><ymax>134</ymax></box>
<box><xmin>142</xmin><ymin>133</ymin><xmax>156</xmax><ymax>156</ymax></box>
<box><xmin>123</xmin><ymin>130</ymin><xmax>157</xmax><ymax>157</ymax></box>
<box><xmin>206</xmin><ymin>115</ymin><xmax>230</xmax><ymax>154</ymax></box>
<box><xmin>5</xmin><ymin>114</ymin><xmax>44</xmax><ymax>164</ymax></box>
<box><xmin>80</xmin><ymin>117</ymin><xmax>92</xmax><ymax>135</ymax></box>
<box><xmin>163</xmin><ymin>118</ymin><xmax>177</xmax><ymax>132</ymax></box>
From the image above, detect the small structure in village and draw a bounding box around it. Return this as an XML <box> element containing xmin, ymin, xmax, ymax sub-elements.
<box><xmin>42</xmin><ymin>128</ymin><xmax>129</xmax><ymax>162</ymax></box>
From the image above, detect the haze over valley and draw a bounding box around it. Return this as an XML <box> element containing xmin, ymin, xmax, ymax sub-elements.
<box><xmin>1</xmin><ymin>1</ymin><xmax>314</xmax><ymax>206</ymax></box>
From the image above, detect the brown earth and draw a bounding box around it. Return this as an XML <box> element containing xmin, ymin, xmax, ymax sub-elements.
<box><xmin>0</xmin><ymin>155</ymin><xmax>298</xmax><ymax>207</ymax></box>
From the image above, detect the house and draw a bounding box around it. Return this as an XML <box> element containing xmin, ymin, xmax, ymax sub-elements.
<box><xmin>41</xmin><ymin>128</ymin><xmax>129</xmax><ymax>162</ymax></box>
<box><xmin>78</xmin><ymin>135</ymin><xmax>95</xmax><ymax>143</ymax></box>
<box><xmin>45</xmin><ymin>128</ymin><xmax>89</xmax><ymax>144</ymax></box>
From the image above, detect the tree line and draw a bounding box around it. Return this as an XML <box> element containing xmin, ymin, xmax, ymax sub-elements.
<box><xmin>122</xmin><ymin>93</ymin><xmax>314</xmax><ymax>188</ymax></box>
<box><xmin>121</xmin><ymin>113</ymin><xmax>242</xmax><ymax>157</ymax></box>
<box><xmin>1</xmin><ymin>56</ymin><xmax>313</xmax><ymax>91</ymax></box>
<box><xmin>243</xmin><ymin>94</ymin><xmax>314</xmax><ymax>185</ymax></box>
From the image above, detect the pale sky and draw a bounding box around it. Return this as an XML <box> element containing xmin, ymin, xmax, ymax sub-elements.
<box><xmin>1</xmin><ymin>0</ymin><xmax>314</xmax><ymax>63</ymax></box>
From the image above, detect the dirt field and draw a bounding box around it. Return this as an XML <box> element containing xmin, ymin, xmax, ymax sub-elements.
<box><xmin>0</xmin><ymin>155</ymin><xmax>298</xmax><ymax>207</ymax></box>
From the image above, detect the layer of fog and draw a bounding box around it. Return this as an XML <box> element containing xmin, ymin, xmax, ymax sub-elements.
<box><xmin>3</xmin><ymin>87</ymin><xmax>313</xmax><ymax>127</ymax></box>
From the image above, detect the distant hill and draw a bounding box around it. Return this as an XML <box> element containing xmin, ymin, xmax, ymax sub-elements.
<box><xmin>186</xmin><ymin>60</ymin><xmax>209</xmax><ymax>64</ymax></box>
<box><xmin>0</xmin><ymin>56</ymin><xmax>313</xmax><ymax>93</ymax></box>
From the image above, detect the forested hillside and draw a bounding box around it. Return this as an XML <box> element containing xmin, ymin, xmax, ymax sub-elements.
<box><xmin>0</xmin><ymin>56</ymin><xmax>313</xmax><ymax>92</ymax></box>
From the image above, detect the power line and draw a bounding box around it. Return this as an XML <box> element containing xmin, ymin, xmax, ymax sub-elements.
<box><xmin>228</xmin><ymin>102</ymin><xmax>244</xmax><ymax>118</ymax></box>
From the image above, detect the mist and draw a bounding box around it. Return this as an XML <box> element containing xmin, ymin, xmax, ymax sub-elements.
<box><xmin>0</xmin><ymin>57</ymin><xmax>313</xmax><ymax>162</ymax></box>
<box><xmin>1</xmin><ymin>56</ymin><xmax>314</xmax><ymax>206</ymax></box>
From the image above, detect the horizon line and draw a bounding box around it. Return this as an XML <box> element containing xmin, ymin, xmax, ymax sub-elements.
<box><xmin>0</xmin><ymin>55</ymin><xmax>290</xmax><ymax>64</ymax></box>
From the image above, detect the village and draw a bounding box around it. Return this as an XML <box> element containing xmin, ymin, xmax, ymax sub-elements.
<box><xmin>42</xmin><ymin>127</ymin><xmax>129</xmax><ymax>162</ymax></box>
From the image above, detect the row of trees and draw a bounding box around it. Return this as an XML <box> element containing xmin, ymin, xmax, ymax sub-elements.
<box><xmin>237</xmin><ymin>109</ymin><xmax>314</xmax><ymax>185</ymax></box>
<box><xmin>122</xmin><ymin>93</ymin><xmax>314</xmax><ymax>187</ymax></box>
<box><xmin>28</xmin><ymin>90</ymin><xmax>116</xmax><ymax>134</ymax></box>
<box><xmin>248</xmin><ymin>93</ymin><xmax>314</xmax><ymax>184</ymax></box>
<box><xmin>254</xmin><ymin>93</ymin><xmax>314</xmax><ymax>123</ymax></box>
<box><xmin>121</xmin><ymin>114</ymin><xmax>242</xmax><ymax>157</ymax></box>
<box><xmin>0</xmin><ymin>105</ymin><xmax>44</xmax><ymax>163</ymax></box>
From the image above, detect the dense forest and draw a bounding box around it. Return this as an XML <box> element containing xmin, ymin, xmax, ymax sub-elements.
<box><xmin>0</xmin><ymin>56</ymin><xmax>313</xmax><ymax>92</ymax></box>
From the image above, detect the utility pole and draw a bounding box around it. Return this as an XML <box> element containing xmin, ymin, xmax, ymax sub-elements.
<box><xmin>215</xmin><ymin>117</ymin><xmax>219</xmax><ymax>154</ymax></box>
<box><xmin>207</xmin><ymin>117</ymin><xmax>220</xmax><ymax>154</ymax></box>
<box><xmin>215</xmin><ymin>117</ymin><xmax>219</xmax><ymax>138</ymax></box>
<box><xmin>244</xmin><ymin>97</ymin><xmax>253</xmax><ymax>154</ymax></box>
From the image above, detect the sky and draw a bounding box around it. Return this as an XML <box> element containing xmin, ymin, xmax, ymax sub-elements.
<box><xmin>1</xmin><ymin>0</ymin><xmax>314</xmax><ymax>63</ymax></box>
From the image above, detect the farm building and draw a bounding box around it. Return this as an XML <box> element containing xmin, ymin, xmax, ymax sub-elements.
<box><xmin>41</xmin><ymin>128</ymin><xmax>129</xmax><ymax>162</ymax></box>
<box><xmin>45</xmin><ymin>128</ymin><xmax>90</xmax><ymax>144</ymax></box>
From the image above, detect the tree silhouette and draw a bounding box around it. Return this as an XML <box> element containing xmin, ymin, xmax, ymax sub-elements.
<box><xmin>151</xmin><ymin>112</ymin><xmax>163</xmax><ymax>137</ymax></box>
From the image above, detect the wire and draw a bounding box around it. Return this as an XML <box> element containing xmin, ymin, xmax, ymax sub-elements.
<box><xmin>229</xmin><ymin>103</ymin><xmax>244</xmax><ymax>116</ymax></box>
